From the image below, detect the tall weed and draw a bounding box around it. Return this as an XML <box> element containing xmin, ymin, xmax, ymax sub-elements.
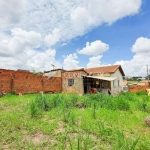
<box><xmin>115</xmin><ymin>131</ymin><xmax>140</xmax><ymax>150</ymax></box>
<box><xmin>115</xmin><ymin>96</ymin><xmax>130</xmax><ymax>111</ymax></box>
<box><xmin>29</xmin><ymin>94</ymin><xmax>51</xmax><ymax>117</ymax></box>
<box><xmin>29</xmin><ymin>100</ymin><xmax>38</xmax><ymax>117</ymax></box>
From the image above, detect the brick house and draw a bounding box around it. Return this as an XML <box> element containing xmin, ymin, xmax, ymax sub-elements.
<box><xmin>62</xmin><ymin>68</ymin><xmax>87</xmax><ymax>95</ymax></box>
<box><xmin>55</xmin><ymin>65</ymin><xmax>124</xmax><ymax>95</ymax></box>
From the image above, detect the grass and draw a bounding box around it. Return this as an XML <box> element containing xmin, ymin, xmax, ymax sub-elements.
<box><xmin>0</xmin><ymin>92</ymin><xmax>150</xmax><ymax>149</ymax></box>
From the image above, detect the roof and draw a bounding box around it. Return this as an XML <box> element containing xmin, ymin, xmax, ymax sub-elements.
<box><xmin>85</xmin><ymin>65</ymin><xmax>125</xmax><ymax>76</ymax></box>
<box><xmin>44</xmin><ymin>68</ymin><xmax>65</xmax><ymax>73</ymax></box>
<box><xmin>64</xmin><ymin>68</ymin><xmax>87</xmax><ymax>73</ymax></box>
<box><xmin>17</xmin><ymin>69</ymin><xmax>30</xmax><ymax>72</ymax></box>
<box><xmin>82</xmin><ymin>75</ymin><xmax>117</xmax><ymax>81</ymax></box>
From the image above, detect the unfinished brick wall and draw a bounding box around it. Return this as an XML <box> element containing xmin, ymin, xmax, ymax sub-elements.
<box><xmin>0</xmin><ymin>74</ymin><xmax>12</xmax><ymax>93</ymax></box>
<box><xmin>13</xmin><ymin>76</ymin><xmax>43</xmax><ymax>94</ymax></box>
<box><xmin>0</xmin><ymin>69</ymin><xmax>62</xmax><ymax>94</ymax></box>
<box><xmin>128</xmin><ymin>85</ymin><xmax>149</xmax><ymax>92</ymax></box>
<box><xmin>43</xmin><ymin>77</ymin><xmax>62</xmax><ymax>93</ymax></box>
<box><xmin>0</xmin><ymin>69</ymin><xmax>13</xmax><ymax>93</ymax></box>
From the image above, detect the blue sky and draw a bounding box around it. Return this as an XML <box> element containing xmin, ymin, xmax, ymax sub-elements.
<box><xmin>0</xmin><ymin>0</ymin><xmax>150</xmax><ymax>76</ymax></box>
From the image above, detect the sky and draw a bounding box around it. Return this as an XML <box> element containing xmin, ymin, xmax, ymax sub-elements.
<box><xmin>0</xmin><ymin>0</ymin><xmax>150</xmax><ymax>77</ymax></box>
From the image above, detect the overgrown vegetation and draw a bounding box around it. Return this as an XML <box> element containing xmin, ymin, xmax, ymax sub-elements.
<box><xmin>0</xmin><ymin>92</ymin><xmax>150</xmax><ymax>149</ymax></box>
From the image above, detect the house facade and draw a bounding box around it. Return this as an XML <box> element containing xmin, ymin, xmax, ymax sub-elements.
<box><xmin>47</xmin><ymin>65</ymin><xmax>125</xmax><ymax>96</ymax></box>
<box><xmin>84</xmin><ymin>65</ymin><xmax>125</xmax><ymax>95</ymax></box>
<box><xmin>62</xmin><ymin>69</ymin><xmax>87</xmax><ymax>95</ymax></box>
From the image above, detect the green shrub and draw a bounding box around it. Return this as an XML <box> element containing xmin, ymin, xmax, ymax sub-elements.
<box><xmin>120</xmin><ymin>92</ymin><xmax>136</xmax><ymax>101</ymax></box>
<box><xmin>142</xmin><ymin>95</ymin><xmax>149</xmax><ymax>102</ymax></box>
<box><xmin>137</xmin><ymin>101</ymin><xmax>150</xmax><ymax>112</ymax></box>
<box><xmin>115</xmin><ymin>96</ymin><xmax>130</xmax><ymax>111</ymax></box>
<box><xmin>29</xmin><ymin>94</ymin><xmax>52</xmax><ymax>117</ymax></box>
<box><xmin>136</xmin><ymin>91</ymin><xmax>147</xmax><ymax>96</ymax></box>
<box><xmin>29</xmin><ymin>99</ymin><xmax>38</xmax><ymax>117</ymax></box>
<box><xmin>35</xmin><ymin>95</ymin><xmax>50</xmax><ymax>111</ymax></box>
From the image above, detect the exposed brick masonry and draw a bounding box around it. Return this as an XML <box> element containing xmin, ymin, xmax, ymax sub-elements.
<box><xmin>128</xmin><ymin>85</ymin><xmax>149</xmax><ymax>92</ymax></box>
<box><xmin>0</xmin><ymin>69</ymin><xmax>61</xmax><ymax>94</ymax></box>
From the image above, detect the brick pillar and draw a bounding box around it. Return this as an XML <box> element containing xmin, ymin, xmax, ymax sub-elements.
<box><xmin>10</xmin><ymin>78</ymin><xmax>13</xmax><ymax>93</ymax></box>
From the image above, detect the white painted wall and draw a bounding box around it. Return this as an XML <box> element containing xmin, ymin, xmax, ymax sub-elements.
<box><xmin>110</xmin><ymin>69</ymin><xmax>123</xmax><ymax>95</ymax></box>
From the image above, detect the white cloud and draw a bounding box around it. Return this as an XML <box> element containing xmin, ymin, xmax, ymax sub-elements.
<box><xmin>0</xmin><ymin>48</ymin><xmax>61</xmax><ymax>71</ymax></box>
<box><xmin>0</xmin><ymin>0</ymin><xmax>26</xmax><ymax>27</ymax></box>
<box><xmin>78</xmin><ymin>40</ymin><xmax>109</xmax><ymax>55</ymax></box>
<box><xmin>11</xmin><ymin>28</ymin><xmax>41</xmax><ymax>48</ymax></box>
<box><xmin>131</xmin><ymin>37</ymin><xmax>150</xmax><ymax>54</ymax></box>
<box><xmin>44</xmin><ymin>28</ymin><xmax>61</xmax><ymax>47</ymax></box>
<box><xmin>115</xmin><ymin>37</ymin><xmax>150</xmax><ymax>76</ymax></box>
<box><xmin>1</xmin><ymin>0</ymin><xmax>142</xmax><ymax>42</ymax></box>
<box><xmin>0</xmin><ymin>0</ymin><xmax>143</xmax><ymax>72</ymax></box>
<box><xmin>71</xmin><ymin>0</ymin><xmax>142</xmax><ymax>33</ymax></box>
<box><xmin>0</xmin><ymin>29</ymin><xmax>60</xmax><ymax>71</ymax></box>
<box><xmin>70</xmin><ymin>6</ymin><xmax>92</xmax><ymax>33</ymax></box>
<box><xmin>87</xmin><ymin>55</ymin><xmax>103</xmax><ymax>68</ymax></box>
<box><xmin>26</xmin><ymin>49</ymin><xmax>61</xmax><ymax>71</ymax></box>
<box><xmin>0</xmin><ymin>28</ymin><xmax>41</xmax><ymax>56</ymax></box>
<box><xmin>61</xmin><ymin>43</ymin><xmax>67</xmax><ymax>46</ymax></box>
<box><xmin>63</xmin><ymin>53</ymin><xmax>79</xmax><ymax>69</ymax></box>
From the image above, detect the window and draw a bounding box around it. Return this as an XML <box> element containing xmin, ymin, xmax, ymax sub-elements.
<box><xmin>68</xmin><ymin>79</ymin><xmax>74</xmax><ymax>86</ymax></box>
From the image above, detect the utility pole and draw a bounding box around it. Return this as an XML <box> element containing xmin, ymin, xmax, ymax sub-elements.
<box><xmin>147</xmin><ymin>65</ymin><xmax>150</xmax><ymax>87</ymax></box>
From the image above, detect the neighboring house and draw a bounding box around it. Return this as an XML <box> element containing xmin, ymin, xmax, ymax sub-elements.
<box><xmin>123</xmin><ymin>80</ymin><xmax>128</xmax><ymax>92</ymax></box>
<box><xmin>84</xmin><ymin>65</ymin><xmax>125</xmax><ymax>95</ymax></box>
<box><xmin>43</xmin><ymin>69</ymin><xmax>65</xmax><ymax>78</ymax></box>
<box><xmin>58</xmin><ymin>65</ymin><xmax>124</xmax><ymax>95</ymax></box>
<box><xmin>137</xmin><ymin>77</ymin><xmax>146</xmax><ymax>80</ymax></box>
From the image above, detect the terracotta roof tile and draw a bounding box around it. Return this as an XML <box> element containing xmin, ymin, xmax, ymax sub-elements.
<box><xmin>85</xmin><ymin>65</ymin><xmax>125</xmax><ymax>76</ymax></box>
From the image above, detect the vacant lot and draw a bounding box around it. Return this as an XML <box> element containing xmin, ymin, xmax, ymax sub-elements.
<box><xmin>0</xmin><ymin>92</ymin><xmax>150</xmax><ymax>149</ymax></box>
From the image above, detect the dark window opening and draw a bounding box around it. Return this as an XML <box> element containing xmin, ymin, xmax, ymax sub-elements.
<box><xmin>68</xmin><ymin>79</ymin><xmax>74</xmax><ymax>86</ymax></box>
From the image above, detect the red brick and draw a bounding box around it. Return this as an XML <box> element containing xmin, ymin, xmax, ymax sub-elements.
<box><xmin>0</xmin><ymin>69</ymin><xmax>62</xmax><ymax>94</ymax></box>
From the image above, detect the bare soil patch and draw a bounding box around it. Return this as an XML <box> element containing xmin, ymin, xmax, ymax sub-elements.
<box><xmin>23</xmin><ymin>131</ymin><xmax>49</xmax><ymax>145</ymax></box>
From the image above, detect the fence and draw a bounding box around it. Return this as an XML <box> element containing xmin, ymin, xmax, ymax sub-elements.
<box><xmin>0</xmin><ymin>69</ymin><xmax>62</xmax><ymax>94</ymax></box>
<box><xmin>128</xmin><ymin>85</ymin><xmax>149</xmax><ymax>92</ymax></box>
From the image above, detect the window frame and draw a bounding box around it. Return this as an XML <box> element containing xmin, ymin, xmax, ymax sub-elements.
<box><xmin>68</xmin><ymin>78</ymin><xmax>74</xmax><ymax>86</ymax></box>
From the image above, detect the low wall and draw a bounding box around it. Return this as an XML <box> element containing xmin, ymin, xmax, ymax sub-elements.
<box><xmin>128</xmin><ymin>85</ymin><xmax>149</xmax><ymax>92</ymax></box>
<box><xmin>42</xmin><ymin>76</ymin><xmax>62</xmax><ymax>93</ymax></box>
<box><xmin>0</xmin><ymin>69</ymin><xmax>62</xmax><ymax>94</ymax></box>
<box><xmin>0</xmin><ymin>73</ymin><xmax>12</xmax><ymax>93</ymax></box>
